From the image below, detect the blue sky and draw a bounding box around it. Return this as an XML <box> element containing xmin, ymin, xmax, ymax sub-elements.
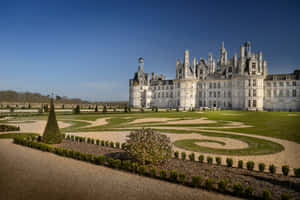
<box><xmin>0</xmin><ymin>0</ymin><xmax>299</xmax><ymax>101</ymax></box>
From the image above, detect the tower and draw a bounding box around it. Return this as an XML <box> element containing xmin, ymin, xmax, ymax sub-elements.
<box><xmin>245</xmin><ymin>41</ymin><xmax>251</xmax><ymax>58</ymax></box>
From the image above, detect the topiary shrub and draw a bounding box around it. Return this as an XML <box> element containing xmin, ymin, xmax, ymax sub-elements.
<box><xmin>238</xmin><ymin>160</ymin><xmax>243</xmax><ymax>168</ymax></box>
<box><xmin>178</xmin><ymin>173</ymin><xmax>186</xmax><ymax>184</ymax></box>
<box><xmin>269</xmin><ymin>164</ymin><xmax>276</xmax><ymax>174</ymax></box>
<box><xmin>174</xmin><ymin>151</ymin><xmax>179</xmax><ymax>159</ymax></box>
<box><xmin>74</xmin><ymin>151</ymin><xmax>81</xmax><ymax>160</ymax></box>
<box><xmin>125</xmin><ymin>129</ymin><xmax>172</xmax><ymax>165</ymax></box>
<box><xmin>233</xmin><ymin>182</ymin><xmax>243</xmax><ymax>196</ymax></box>
<box><xmin>101</xmin><ymin>140</ymin><xmax>105</xmax><ymax>146</ymax></box>
<box><xmin>198</xmin><ymin>155</ymin><xmax>204</xmax><ymax>163</ymax></box>
<box><xmin>138</xmin><ymin>165</ymin><xmax>146</xmax><ymax>175</ymax></box>
<box><xmin>218</xmin><ymin>179</ymin><xmax>228</xmax><ymax>192</ymax></box>
<box><xmin>107</xmin><ymin>157</ymin><xmax>114</xmax><ymax>167</ymax></box>
<box><xmin>150</xmin><ymin>167</ymin><xmax>156</xmax><ymax>177</ymax></box>
<box><xmin>247</xmin><ymin>161</ymin><xmax>255</xmax><ymax>171</ymax></box>
<box><xmin>262</xmin><ymin>189</ymin><xmax>272</xmax><ymax>200</ymax></box>
<box><xmin>42</xmin><ymin>98</ymin><xmax>63</xmax><ymax>144</ymax></box>
<box><xmin>96</xmin><ymin>139</ymin><xmax>100</xmax><ymax>145</ymax></box>
<box><xmin>105</xmin><ymin>141</ymin><xmax>109</xmax><ymax>147</ymax></box>
<box><xmin>205</xmin><ymin>178</ymin><xmax>214</xmax><ymax>190</ymax></box>
<box><xmin>115</xmin><ymin>142</ymin><xmax>120</xmax><ymax>148</ymax></box>
<box><xmin>95</xmin><ymin>105</ymin><xmax>98</xmax><ymax>112</ymax></box>
<box><xmin>244</xmin><ymin>185</ymin><xmax>253</xmax><ymax>198</ymax></box>
<box><xmin>103</xmin><ymin>105</ymin><xmax>107</xmax><ymax>113</ymax></box>
<box><xmin>216</xmin><ymin>157</ymin><xmax>221</xmax><ymax>165</ymax></box>
<box><xmin>169</xmin><ymin>170</ymin><xmax>178</xmax><ymax>182</ymax></box>
<box><xmin>67</xmin><ymin>150</ymin><xmax>74</xmax><ymax>158</ymax></box>
<box><xmin>181</xmin><ymin>152</ymin><xmax>186</xmax><ymax>161</ymax></box>
<box><xmin>110</xmin><ymin>141</ymin><xmax>114</xmax><ymax>148</ymax></box>
<box><xmin>73</xmin><ymin>105</ymin><xmax>80</xmax><ymax>114</ymax></box>
<box><xmin>132</xmin><ymin>162</ymin><xmax>138</xmax><ymax>173</ymax></box>
<box><xmin>121</xmin><ymin>143</ymin><xmax>126</xmax><ymax>150</ymax></box>
<box><xmin>282</xmin><ymin>165</ymin><xmax>290</xmax><ymax>176</ymax></box>
<box><xmin>281</xmin><ymin>192</ymin><xmax>292</xmax><ymax>200</ymax></box>
<box><xmin>122</xmin><ymin>160</ymin><xmax>131</xmax><ymax>170</ymax></box>
<box><xmin>259</xmin><ymin>163</ymin><xmax>266</xmax><ymax>172</ymax></box>
<box><xmin>91</xmin><ymin>139</ymin><xmax>94</xmax><ymax>144</ymax></box>
<box><xmin>86</xmin><ymin>153</ymin><xmax>93</xmax><ymax>162</ymax></box>
<box><xmin>159</xmin><ymin>169</ymin><xmax>167</xmax><ymax>179</ymax></box>
<box><xmin>207</xmin><ymin>156</ymin><xmax>213</xmax><ymax>164</ymax></box>
<box><xmin>191</xmin><ymin>176</ymin><xmax>202</xmax><ymax>188</ymax></box>
<box><xmin>80</xmin><ymin>152</ymin><xmax>86</xmax><ymax>161</ymax></box>
<box><xmin>113</xmin><ymin>159</ymin><xmax>122</xmax><ymax>168</ymax></box>
<box><xmin>95</xmin><ymin>155</ymin><xmax>105</xmax><ymax>165</ymax></box>
<box><xmin>188</xmin><ymin>153</ymin><xmax>195</xmax><ymax>161</ymax></box>
<box><xmin>226</xmin><ymin>158</ymin><xmax>233</xmax><ymax>167</ymax></box>
<box><xmin>294</xmin><ymin>168</ymin><xmax>300</xmax><ymax>177</ymax></box>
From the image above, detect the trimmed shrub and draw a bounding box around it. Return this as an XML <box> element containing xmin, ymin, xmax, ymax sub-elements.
<box><xmin>80</xmin><ymin>152</ymin><xmax>86</xmax><ymax>161</ymax></box>
<box><xmin>122</xmin><ymin>160</ymin><xmax>131</xmax><ymax>170</ymax></box>
<box><xmin>91</xmin><ymin>139</ymin><xmax>95</xmax><ymax>144</ymax></box>
<box><xmin>238</xmin><ymin>160</ymin><xmax>243</xmax><ymax>168</ymax></box>
<box><xmin>198</xmin><ymin>155</ymin><xmax>204</xmax><ymax>163</ymax></box>
<box><xmin>178</xmin><ymin>173</ymin><xmax>186</xmax><ymax>184</ymax></box>
<box><xmin>259</xmin><ymin>163</ymin><xmax>266</xmax><ymax>172</ymax></box>
<box><xmin>101</xmin><ymin>140</ymin><xmax>105</xmax><ymax>146</ymax></box>
<box><xmin>150</xmin><ymin>167</ymin><xmax>156</xmax><ymax>177</ymax></box>
<box><xmin>216</xmin><ymin>157</ymin><xmax>221</xmax><ymax>165</ymax></box>
<box><xmin>188</xmin><ymin>153</ymin><xmax>195</xmax><ymax>161</ymax></box>
<box><xmin>281</xmin><ymin>193</ymin><xmax>292</xmax><ymax>200</ymax></box>
<box><xmin>262</xmin><ymin>189</ymin><xmax>272</xmax><ymax>200</ymax></box>
<box><xmin>94</xmin><ymin>155</ymin><xmax>105</xmax><ymax>165</ymax></box>
<box><xmin>247</xmin><ymin>161</ymin><xmax>255</xmax><ymax>171</ymax></box>
<box><xmin>121</xmin><ymin>143</ymin><xmax>126</xmax><ymax>150</ymax></box>
<box><xmin>207</xmin><ymin>156</ymin><xmax>213</xmax><ymax>164</ymax></box>
<box><xmin>74</xmin><ymin>151</ymin><xmax>81</xmax><ymax>160</ymax></box>
<box><xmin>113</xmin><ymin>159</ymin><xmax>122</xmax><ymax>169</ymax></box>
<box><xmin>96</xmin><ymin>139</ymin><xmax>100</xmax><ymax>145</ymax></box>
<box><xmin>159</xmin><ymin>169</ymin><xmax>167</xmax><ymax>179</ymax></box>
<box><xmin>42</xmin><ymin>98</ymin><xmax>63</xmax><ymax>144</ymax></box>
<box><xmin>110</xmin><ymin>141</ymin><xmax>114</xmax><ymax>148</ymax></box>
<box><xmin>294</xmin><ymin>168</ymin><xmax>300</xmax><ymax>177</ymax></box>
<box><xmin>138</xmin><ymin>165</ymin><xmax>146</xmax><ymax>175</ymax></box>
<box><xmin>181</xmin><ymin>152</ymin><xmax>186</xmax><ymax>161</ymax></box>
<box><xmin>105</xmin><ymin>141</ymin><xmax>109</xmax><ymax>147</ymax></box>
<box><xmin>174</xmin><ymin>151</ymin><xmax>179</xmax><ymax>159</ymax></box>
<box><xmin>73</xmin><ymin>105</ymin><xmax>80</xmax><ymax>114</ymax></box>
<box><xmin>115</xmin><ymin>142</ymin><xmax>120</xmax><ymax>148</ymax></box>
<box><xmin>67</xmin><ymin>150</ymin><xmax>74</xmax><ymax>158</ymax></box>
<box><xmin>87</xmin><ymin>138</ymin><xmax>91</xmax><ymax>144</ymax></box>
<box><xmin>125</xmin><ymin>129</ymin><xmax>172</xmax><ymax>165</ymax></box>
<box><xmin>86</xmin><ymin>153</ymin><xmax>93</xmax><ymax>162</ymax></box>
<box><xmin>282</xmin><ymin>165</ymin><xmax>290</xmax><ymax>176</ymax></box>
<box><xmin>132</xmin><ymin>162</ymin><xmax>138</xmax><ymax>173</ymax></box>
<box><xmin>107</xmin><ymin>158</ymin><xmax>114</xmax><ymax>167</ymax></box>
<box><xmin>205</xmin><ymin>178</ymin><xmax>214</xmax><ymax>190</ymax></box>
<box><xmin>226</xmin><ymin>158</ymin><xmax>233</xmax><ymax>167</ymax></box>
<box><xmin>47</xmin><ymin>145</ymin><xmax>53</xmax><ymax>152</ymax></box>
<box><xmin>245</xmin><ymin>185</ymin><xmax>254</xmax><ymax>198</ymax></box>
<box><xmin>169</xmin><ymin>170</ymin><xmax>178</xmax><ymax>182</ymax></box>
<box><xmin>218</xmin><ymin>179</ymin><xmax>228</xmax><ymax>192</ymax></box>
<box><xmin>269</xmin><ymin>164</ymin><xmax>276</xmax><ymax>174</ymax></box>
<box><xmin>191</xmin><ymin>176</ymin><xmax>202</xmax><ymax>188</ymax></box>
<box><xmin>232</xmin><ymin>182</ymin><xmax>243</xmax><ymax>196</ymax></box>
<box><xmin>62</xmin><ymin>148</ymin><xmax>68</xmax><ymax>156</ymax></box>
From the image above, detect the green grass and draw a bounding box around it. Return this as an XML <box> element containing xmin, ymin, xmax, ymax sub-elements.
<box><xmin>173</xmin><ymin>132</ymin><xmax>284</xmax><ymax>156</ymax></box>
<box><xmin>0</xmin><ymin>133</ymin><xmax>39</xmax><ymax>139</ymax></box>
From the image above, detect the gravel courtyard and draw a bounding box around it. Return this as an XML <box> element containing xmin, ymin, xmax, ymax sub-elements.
<box><xmin>0</xmin><ymin>139</ymin><xmax>238</xmax><ymax>200</ymax></box>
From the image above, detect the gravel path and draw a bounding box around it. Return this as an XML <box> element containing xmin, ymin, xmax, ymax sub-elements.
<box><xmin>0</xmin><ymin>139</ymin><xmax>238</xmax><ymax>200</ymax></box>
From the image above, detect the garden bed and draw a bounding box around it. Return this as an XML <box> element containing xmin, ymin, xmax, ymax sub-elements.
<box><xmin>55</xmin><ymin>139</ymin><xmax>300</xmax><ymax>200</ymax></box>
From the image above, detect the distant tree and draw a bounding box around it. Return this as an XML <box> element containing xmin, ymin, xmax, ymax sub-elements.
<box><xmin>95</xmin><ymin>105</ymin><xmax>98</xmax><ymax>112</ymax></box>
<box><xmin>28</xmin><ymin>104</ymin><xmax>31</xmax><ymax>109</ymax></box>
<box><xmin>128</xmin><ymin>107</ymin><xmax>131</xmax><ymax>112</ymax></box>
<box><xmin>10</xmin><ymin>107</ymin><xmax>14</xmax><ymax>113</ymax></box>
<box><xmin>113</xmin><ymin>108</ymin><xmax>117</xmax><ymax>112</ymax></box>
<box><xmin>44</xmin><ymin>104</ymin><xmax>49</xmax><ymax>112</ymax></box>
<box><xmin>62</xmin><ymin>104</ymin><xmax>64</xmax><ymax>109</ymax></box>
<box><xmin>42</xmin><ymin>98</ymin><xmax>63</xmax><ymax>144</ymax></box>
<box><xmin>124</xmin><ymin>106</ymin><xmax>128</xmax><ymax>113</ymax></box>
<box><xmin>73</xmin><ymin>105</ymin><xmax>80</xmax><ymax>114</ymax></box>
<box><xmin>140</xmin><ymin>107</ymin><xmax>144</xmax><ymax>112</ymax></box>
<box><xmin>6</xmin><ymin>104</ymin><xmax>10</xmax><ymax>108</ymax></box>
<box><xmin>56</xmin><ymin>95</ymin><xmax>62</xmax><ymax>101</ymax></box>
<box><xmin>88</xmin><ymin>105</ymin><xmax>91</xmax><ymax>109</ymax></box>
<box><xmin>103</xmin><ymin>105</ymin><xmax>107</xmax><ymax>113</ymax></box>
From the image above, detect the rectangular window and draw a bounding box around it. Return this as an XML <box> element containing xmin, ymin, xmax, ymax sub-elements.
<box><xmin>217</xmin><ymin>91</ymin><xmax>220</xmax><ymax>97</ymax></box>
<box><xmin>267</xmin><ymin>89</ymin><xmax>271</xmax><ymax>97</ymax></box>
<box><xmin>209</xmin><ymin>83</ymin><xmax>212</xmax><ymax>88</ymax></box>
<box><xmin>293</xmin><ymin>89</ymin><xmax>296</xmax><ymax>97</ymax></box>
<box><xmin>248</xmin><ymin>100</ymin><xmax>251</xmax><ymax>107</ymax></box>
<box><xmin>293</xmin><ymin>81</ymin><xmax>296</xmax><ymax>86</ymax></box>
<box><xmin>248</xmin><ymin>80</ymin><xmax>251</xmax><ymax>87</ymax></box>
<box><xmin>253</xmin><ymin>80</ymin><xmax>256</xmax><ymax>87</ymax></box>
<box><xmin>228</xmin><ymin>91</ymin><xmax>231</xmax><ymax>97</ymax></box>
<box><xmin>267</xmin><ymin>82</ymin><xmax>271</xmax><ymax>87</ymax></box>
<box><xmin>253</xmin><ymin>100</ymin><xmax>257</xmax><ymax>107</ymax></box>
<box><xmin>214</xmin><ymin>92</ymin><xmax>216</xmax><ymax>98</ymax></box>
<box><xmin>213</xmin><ymin>83</ymin><xmax>216</xmax><ymax>88</ymax></box>
<box><xmin>286</xmin><ymin>82</ymin><xmax>290</xmax><ymax>86</ymax></box>
<box><xmin>279</xmin><ymin>82</ymin><xmax>284</xmax><ymax>87</ymax></box>
<box><xmin>273</xmin><ymin>82</ymin><xmax>277</xmax><ymax>87</ymax></box>
<box><xmin>286</xmin><ymin>90</ymin><xmax>289</xmax><ymax>97</ymax></box>
<box><xmin>279</xmin><ymin>90</ymin><xmax>283</xmax><ymax>97</ymax></box>
<box><xmin>249</xmin><ymin>89</ymin><xmax>251</xmax><ymax>97</ymax></box>
<box><xmin>253</xmin><ymin>89</ymin><xmax>256</xmax><ymax>97</ymax></box>
<box><xmin>217</xmin><ymin>82</ymin><xmax>221</xmax><ymax>88</ymax></box>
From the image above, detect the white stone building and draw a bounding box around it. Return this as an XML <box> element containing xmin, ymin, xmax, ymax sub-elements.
<box><xmin>129</xmin><ymin>42</ymin><xmax>300</xmax><ymax>111</ymax></box>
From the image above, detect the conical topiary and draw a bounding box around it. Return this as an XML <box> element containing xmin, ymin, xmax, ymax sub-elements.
<box><xmin>42</xmin><ymin>98</ymin><xmax>63</xmax><ymax>144</ymax></box>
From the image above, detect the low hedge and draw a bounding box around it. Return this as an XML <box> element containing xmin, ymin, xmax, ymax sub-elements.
<box><xmin>0</xmin><ymin>124</ymin><xmax>20</xmax><ymax>132</ymax></box>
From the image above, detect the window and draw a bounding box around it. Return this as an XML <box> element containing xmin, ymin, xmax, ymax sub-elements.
<box><xmin>214</xmin><ymin>92</ymin><xmax>216</xmax><ymax>98</ymax></box>
<box><xmin>267</xmin><ymin>82</ymin><xmax>271</xmax><ymax>87</ymax></box>
<box><xmin>253</xmin><ymin>100</ymin><xmax>257</xmax><ymax>107</ymax></box>
<box><xmin>252</xmin><ymin>63</ymin><xmax>256</xmax><ymax>75</ymax></box>
<box><xmin>286</xmin><ymin>90</ymin><xmax>289</xmax><ymax>97</ymax></box>
<box><xmin>213</xmin><ymin>83</ymin><xmax>216</xmax><ymax>88</ymax></box>
<box><xmin>293</xmin><ymin>81</ymin><xmax>296</xmax><ymax>86</ymax></box>
<box><xmin>267</xmin><ymin>89</ymin><xmax>271</xmax><ymax>97</ymax></box>
<box><xmin>273</xmin><ymin>82</ymin><xmax>277</xmax><ymax>87</ymax></box>
<box><xmin>253</xmin><ymin>89</ymin><xmax>256</xmax><ymax>97</ymax></box>
<box><xmin>293</xmin><ymin>89</ymin><xmax>296</xmax><ymax>97</ymax></box>
<box><xmin>170</xmin><ymin>92</ymin><xmax>173</xmax><ymax>98</ymax></box>
<box><xmin>253</xmin><ymin>80</ymin><xmax>256</xmax><ymax>87</ymax></box>
<box><xmin>209</xmin><ymin>83</ymin><xmax>212</xmax><ymax>88</ymax></box>
<box><xmin>249</xmin><ymin>89</ymin><xmax>251</xmax><ymax>97</ymax></box>
<box><xmin>248</xmin><ymin>80</ymin><xmax>251</xmax><ymax>87</ymax></box>
<box><xmin>158</xmin><ymin>93</ymin><xmax>160</xmax><ymax>98</ymax></box>
<box><xmin>279</xmin><ymin>90</ymin><xmax>283</xmax><ymax>97</ymax></box>
<box><xmin>228</xmin><ymin>67</ymin><xmax>232</xmax><ymax>72</ymax></box>
<box><xmin>248</xmin><ymin>100</ymin><xmax>251</xmax><ymax>107</ymax></box>
<box><xmin>209</xmin><ymin>92</ymin><xmax>212</xmax><ymax>97</ymax></box>
<box><xmin>279</xmin><ymin>82</ymin><xmax>284</xmax><ymax>87</ymax></box>
<box><xmin>274</xmin><ymin>90</ymin><xmax>277</xmax><ymax>97</ymax></box>
<box><xmin>158</xmin><ymin>86</ymin><xmax>160</xmax><ymax>90</ymax></box>
<box><xmin>217</xmin><ymin>91</ymin><xmax>220</xmax><ymax>97</ymax></box>
<box><xmin>166</xmin><ymin>92</ymin><xmax>168</xmax><ymax>98</ymax></box>
<box><xmin>228</xmin><ymin>91</ymin><xmax>231</xmax><ymax>97</ymax></box>
<box><xmin>217</xmin><ymin>82</ymin><xmax>220</xmax><ymax>88</ymax></box>
<box><xmin>286</xmin><ymin>82</ymin><xmax>290</xmax><ymax>86</ymax></box>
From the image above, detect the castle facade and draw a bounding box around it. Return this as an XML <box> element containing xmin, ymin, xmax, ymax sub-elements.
<box><xmin>129</xmin><ymin>42</ymin><xmax>300</xmax><ymax>111</ymax></box>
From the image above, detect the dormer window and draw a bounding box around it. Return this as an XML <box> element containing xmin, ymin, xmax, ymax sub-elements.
<box><xmin>252</xmin><ymin>63</ymin><xmax>256</xmax><ymax>75</ymax></box>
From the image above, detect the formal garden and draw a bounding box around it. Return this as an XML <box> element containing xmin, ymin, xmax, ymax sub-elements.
<box><xmin>1</xmin><ymin>102</ymin><xmax>300</xmax><ymax>200</ymax></box>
